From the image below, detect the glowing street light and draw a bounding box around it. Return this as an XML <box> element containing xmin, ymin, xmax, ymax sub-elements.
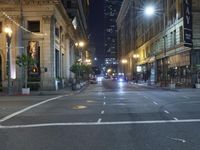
<box><xmin>75</xmin><ymin>41</ymin><xmax>85</xmax><ymax>48</ymax></box>
<box><xmin>4</xmin><ymin>26</ymin><xmax>12</xmax><ymax>95</ymax></box>
<box><xmin>133</xmin><ymin>54</ymin><xmax>139</xmax><ymax>59</ymax></box>
<box><xmin>107</xmin><ymin>68</ymin><xmax>112</xmax><ymax>73</ymax></box>
<box><xmin>121</xmin><ymin>59</ymin><xmax>128</xmax><ymax>64</ymax></box>
<box><xmin>74</xmin><ymin>41</ymin><xmax>86</xmax><ymax>87</ymax></box>
<box><xmin>79</xmin><ymin>41</ymin><xmax>85</xmax><ymax>47</ymax></box>
<box><xmin>144</xmin><ymin>5</ymin><xmax>155</xmax><ymax>16</ymax></box>
<box><xmin>85</xmin><ymin>59</ymin><xmax>92</xmax><ymax>65</ymax></box>
<box><xmin>4</xmin><ymin>27</ymin><xmax>12</xmax><ymax>36</ymax></box>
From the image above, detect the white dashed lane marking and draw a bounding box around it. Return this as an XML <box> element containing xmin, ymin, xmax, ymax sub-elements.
<box><xmin>101</xmin><ymin>110</ymin><xmax>105</xmax><ymax>114</ymax></box>
<box><xmin>182</xmin><ymin>96</ymin><xmax>190</xmax><ymax>99</ymax></box>
<box><xmin>173</xmin><ymin>117</ymin><xmax>178</xmax><ymax>120</ymax></box>
<box><xmin>153</xmin><ymin>101</ymin><xmax>158</xmax><ymax>105</ymax></box>
<box><xmin>97</xmin><ymin>118</ymin><xmax>102</xmax><ymax>123</ymax></box>
<box><xmin>164</xmin><ymin>110</ymin><xmax>170</xmax><ymax>114</ymax></box>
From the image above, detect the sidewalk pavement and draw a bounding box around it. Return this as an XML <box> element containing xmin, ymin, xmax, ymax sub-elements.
<box><xmin>31</xmin><ymin>83</ymin><xmax>90</xmax><ymax>96</ymax></box>
<box><xmin>0</xmin><ymin>84</ymin><xmax>89</xmax><ymax>96</ymax></box>
<box><xmin>129</xmin><ymin>81</ymin><xmax>200</xmax><ymax>92</ymax></box>
<box><xmin>30</xmin><ymin>86</ymin><xmax>73</xmax><ymax>96</ymax></box>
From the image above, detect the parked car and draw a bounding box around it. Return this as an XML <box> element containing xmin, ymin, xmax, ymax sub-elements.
<box><xmin>90</xmin><ymin>77</ymin><xmax>97</xmax><ymax>84</ymax></box>
<box><xmin>112</xmin><ymin>76</ymin><xmax>118</xmax><ymax>81</ymax></box>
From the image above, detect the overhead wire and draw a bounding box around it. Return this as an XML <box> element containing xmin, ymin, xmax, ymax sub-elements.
<box><xmin>1</xmin><ymin>11</ymin><xmax>47</xmax><ymax>36</ymax></box>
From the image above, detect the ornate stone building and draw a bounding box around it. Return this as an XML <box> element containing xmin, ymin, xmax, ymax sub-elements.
<box><xmin>117</xmin><ymin>0</ymin><xmax>200</xmax><ymax>87</ymax></box>
<box><xmin>0</xmin><ymin>0</ymin><xmax>88</xmax><ymax>92</ymax></box>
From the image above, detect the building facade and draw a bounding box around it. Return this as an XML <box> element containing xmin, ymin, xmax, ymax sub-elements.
<box><xmin>0</xmin><ymin>0</ymin><xmax>89</xmax><ymax>92</ymax></box>
<box><xmin>62</xmin><ymin>0</ymin><xmax>91</xmax><ymax>74</ymax></box>
<box><xmin>104</xmin><ymin>0</ymin><xmax>123</xmax><ymax>75</ymax></box>
<box><xmin>117</xmin><ymin>0</ymin><xmax>135</xmax><ymax>79</ymax></box>
<box><xmin>117</xmin><ymin>0</ymin><xmax>200</xmax><ymax>87</ymax></box>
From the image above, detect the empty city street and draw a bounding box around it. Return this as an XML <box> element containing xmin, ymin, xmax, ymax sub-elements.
<box><xmin>0</xmin><ymin>80</ymin><xmax>200</xmax><ymax>150</ymax></box>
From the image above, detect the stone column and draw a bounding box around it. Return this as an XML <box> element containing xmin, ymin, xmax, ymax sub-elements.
<box><xmin>40</xmin><ymin>15</ymin><xmax>56</xmax><ymax>90</ymax></box>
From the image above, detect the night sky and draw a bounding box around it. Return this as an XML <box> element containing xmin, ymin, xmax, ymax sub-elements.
<box><xmin>88</xmin><ymin>0</ymin><xmax>104</xmax><ymax>66</ymax></box>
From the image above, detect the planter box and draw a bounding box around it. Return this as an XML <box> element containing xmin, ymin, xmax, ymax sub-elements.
<box><xmin>169</xmin><ymin>83</ymin><xmax>176</xmax><ymax>89</ymax></box>
<box><xmin>195</xmin><ymin>83</ymin><xmax>200</xmax><ymax>89</ymax></box>
<box><xmin>76</xmin><ymin>84</ymin><xmax>81</xmax><ymax>89</ymax></box>
<box><xmin>22</xmin><ymin>88</ymin><xmax>30</xmax><ymax>95</ymax></box>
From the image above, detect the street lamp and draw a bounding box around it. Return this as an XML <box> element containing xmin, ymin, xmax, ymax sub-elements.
<box><xmin>85</xmin><ymin>59</ymin><xmax>91</xmax><ymax>65</ymax></box>
<box><xmin>4</xmin><ymin>27</ymin><xmax>12</xmax><ymax>95</ymax></box>
<box><xmin>144</xmin><ymin>4</ymin><xmax>167</xmax><ymax>86</ymax></box>
<box><xmin>107</xmin><ymin>68</ymin><xmax>112</xmax><ymax>76</ymax></box>
<box><xmin>133</xmin><ymin>54</ymin><xmax>139</xmax><ymax>59</ymax></box>
<box><xmin>75</xmin><ymin>41</ymin><xmax>85</xmax><ymax>62</ymax></box>
<box><xmin>121</xmin><ymin>59</ymin><xmax>128</xmax><ymax>77</ymax></box>
<box><xmin>78</xmin><ymin>41</ymin><xmax>85</xmax><ymax>47</ymax></box>
<box><xmin>75</xmin><ymin>41</ymin><xmax>85</xmax><ymax>48</ymax></box>
<box><xmin>144</xmin><ymin>5</ymin><xmax>155</xmax><ymax>17</ymax></box>
<box><xmin>75</xmin><ymin>41</ymin><xmax>85</xmax><ymax>88</ymax></box>
<box><xmin>132</xmin><ymin>54</ymin><xmax>140</xmax><ymax>82</ymax></box>
<box><xmin>121</xmin><ymin>59</ymin><xmax>127</xmax><ymax>64</ymax></box>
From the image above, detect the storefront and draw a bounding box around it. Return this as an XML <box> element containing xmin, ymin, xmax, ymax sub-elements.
<box><xmin>0</xmin><ymin>55</ymin><xmax>2</xmax><ymax>91</ymax></box>
<box><xmin>157</xmin><ymin>51</ymin><xmax>191</xmax><ymax>87</ymax></box>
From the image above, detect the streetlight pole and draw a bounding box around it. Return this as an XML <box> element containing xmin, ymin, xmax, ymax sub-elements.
<box><xmin>144</xmin><ymin>4</ymin><xmax>167</xmax><ymax>86</ymax></box>
<box><xmin>121</xmin><ymin>59</ymin><xmax>128</xmax><ymax>79</ymax></box>
<box><xmin>133</xmin><ymin>54</ymin><xmax>139</xmax><ymax>82</ymax></box>
<box><xmin>75</xmin><ymin>41</ymin><xmax>85</xmax><ymax>89</ymax></box>
<box><xmin>4</xmin><ymin>27</ymin><xmax>12</xmax><ymax>95</ymax></box>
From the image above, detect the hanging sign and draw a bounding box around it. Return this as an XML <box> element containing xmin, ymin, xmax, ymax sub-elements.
<box><xmin>183</xmin><ymin>0</ymin><xmax>192</xmax><ymax>48</ymax></box>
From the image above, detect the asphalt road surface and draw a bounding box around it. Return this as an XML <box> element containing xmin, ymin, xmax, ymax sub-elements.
<box><xmin>0</xmin><ymin>79</ymin><xmax>200</xmax><ymax>150</ymax></box>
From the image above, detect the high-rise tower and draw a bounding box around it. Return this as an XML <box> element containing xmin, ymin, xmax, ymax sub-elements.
<box><xmin>104</xmin><ymin>0</ymin><xmax>123</xmax><ymax>74</ymax></box>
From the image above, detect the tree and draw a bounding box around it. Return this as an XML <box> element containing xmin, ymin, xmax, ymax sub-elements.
<box><xmin>16</xmin><ymin>53</ymin><xmax>35</xmax><ymax>88</ymax></box>
<box><xmin>70</xmin><ymin>63</ymin><xmax>92</xmax><ymax>82</ymax></box>
<box><xmin>70</xmin><ymin>63</ymin><xmax>81</xmax><ymax>82</ymax></box>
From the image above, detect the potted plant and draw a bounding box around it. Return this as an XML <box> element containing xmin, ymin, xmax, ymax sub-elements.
<box><xmin>16</xmin><ymin>53</ymin><xmax>35</xmax><ymax>94</ymax></box>
<box><xmin>70</xmin><ymin>63</ymin><xmax>81</xmax><ymax>90</ymax></box>
<box><xmin>70</xmin><ymin>63</ymin><xmax>91</xmax><ymax>90</ymax></box>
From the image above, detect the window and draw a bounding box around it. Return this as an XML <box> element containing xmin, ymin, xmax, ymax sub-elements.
<box><xmin>0</xmin><ymin>22</ymin><xmax>2</xmax><ymax>33</ymax></box>
<box><xmin>174</xmin><ymin>30</ymin><xmax>176</xmax><ymax>45</ymax></box>
<box><xmin>55</xmin><ymin>49</ymin><xmax>59</xmax><ymax>78</ymax></box>
<box><xmin>67</xmin><ymin>1</ymin><xmax>71</xmax><ymax>7</ymax></box>
<box><xmin>170</xmin><ymin>32</ymin><xmax>173</xmax><ymax>47</ymax></box>
<box><xmin>28</xmin><ymin>21</ymin><xmax>40</xmax><ymax>32</ymax></box>
<box><xmin>62</xmin><ymin>34</ymin><xmax>65</xmax><ymax>42</ymax></box>
<box><xmin>179</xmin><ymin>26</ymin><xmax>183</xmax><ymax>43</ymax></box>
<box><xmin>55</xmin><ymin>27</ymin><xmax>59</xmax><ymax>37</ymax></box>
<box><xmin>62</xmin><ymin>53</ymin><xmax>64</xmax><ymax>76</ymax></box>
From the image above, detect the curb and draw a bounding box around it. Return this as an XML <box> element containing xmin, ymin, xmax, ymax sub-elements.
<box><xmin>129</xmin><ymin>82</ymin><xmax>178</xmax><ymax>91</ymax></box>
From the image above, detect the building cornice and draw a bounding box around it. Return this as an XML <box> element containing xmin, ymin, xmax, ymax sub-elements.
<box><xmin>116</xmin><ymin>0</ymin><xmax>132</xmax><ymax>28</ymax></box>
